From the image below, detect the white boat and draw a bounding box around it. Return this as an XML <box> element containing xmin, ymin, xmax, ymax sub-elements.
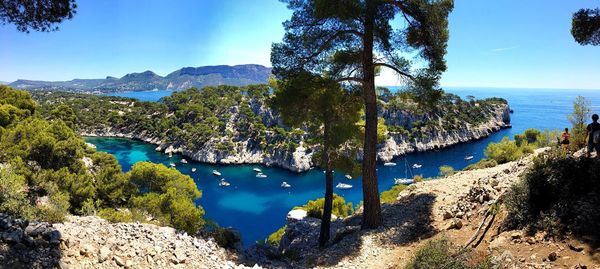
<box><xmin>219</xmin><ymin>179</ymin><xmax>230</xmax><ymax>187</ymax></box>
<box><xmin>395</xmin><ymin>178</ymin><xmax>414</xmax><ymax>185</ymax></box>
<box><xmin>394</xmin><ymin>159</ymin><xmax>415</xmax><ymax>185</ymax></box>
<box><xmin>181</xmin><ymin>159</ymin><xmax>188</xmax><ymax>164</ymax></box>
<box><xmin>336</xmin><ymin>183</ymin><xmax>353</xmax><ymax>189</ymax></box>
<box><xmin>412</xmin><ymin>164</ymin><xmax>422</xmax><ymax>169</ymax></box>
<box><xmin>191</xmin><ymin>168</ymin><xmax>196</xmax><ymax>173</ymax></box>
<box><xmin>256</xmin><ymin>173</ymin><xmax>267</xmax><ymax>178</ymax></box>
<box><xmin>464</xmin><ymin>155</ymin><xmax>474</xmax><ymax>160</ymax></box>
<box><xmin>281</xmin><ymin>181</ymin><xmax>291</xmax><ymax>188</ymax></box>
<box><xmin>345</xmin><ymin>174</ymin><xmax>352</xmax><ymax>180</ymax></box>
<box><xmin>169</xmin><ymin>152</ymin><xmax>173</xmax><ymax>158</ymax></box>
<box><xmin>253</xmin><ymin>168</ymin><xmax>262</xmax><ymax>173</ymax></box>
<box><xmin>212</xmin><ymin>170</ymin><xmax>222</xmax><ymax>176</ymax></box>
<box><xmin>383</xmin><ymin>162</ymin><xmax>397</xmax><ymax>166</ymax></box>
<box><xmin>169</xmin><ymin>163</ymin><xmax>176</xmax><ymax>167</ymax></box>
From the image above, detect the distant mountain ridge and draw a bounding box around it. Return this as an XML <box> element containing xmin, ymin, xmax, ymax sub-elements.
<box><xmin>8</xmin><ymin>64</ymin><xmax>272</xmax><ymax>93</ymax></box>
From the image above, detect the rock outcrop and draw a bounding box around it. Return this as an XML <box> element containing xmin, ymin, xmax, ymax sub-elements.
<box><xmin>82</xmin><ymin>103</ymin><xmax>511</xmax><ymax>172</ymax></box>
<box><xmin>0</xmin><ymin>214</ymin><xmax>260</xmax><ymax>269</ymax></box>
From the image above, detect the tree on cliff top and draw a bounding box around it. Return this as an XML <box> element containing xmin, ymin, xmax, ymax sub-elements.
<box><xmin>572</xmin><ymin>7</ymin><xmax>600</xmax><ymax>46</ymax></box>
<box><xmin>271</xmin><ymin>72</ymin><xmax>362</xmax><ymax>247</ymax></box>
<box><xmin>272</xmin><ymin>0</ymin><xmax>453</xmax><ymax>228</ymax></box>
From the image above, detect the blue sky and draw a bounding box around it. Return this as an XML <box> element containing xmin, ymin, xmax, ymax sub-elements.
<box><xmin>1</xmin><ymin>0</ymin><xmax>599</xmax><ymax>89</ymax></box>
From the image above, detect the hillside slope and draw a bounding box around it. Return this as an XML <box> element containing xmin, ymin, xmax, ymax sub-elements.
<box><xmin>32</xmin><ymin>86</ymin><xmax>511</xmax><ymax>172</ymax></box>
<box><xmin>252</xmin><ymin>149</ymin><xmax>599</xmax><ymax>268</ymax></box>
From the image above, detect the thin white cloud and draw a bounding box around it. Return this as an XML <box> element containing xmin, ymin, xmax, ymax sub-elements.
<box><xmin>491</xmin><ymin>45</ymin><xmax>520</xmax><ymax>52</ymax></box>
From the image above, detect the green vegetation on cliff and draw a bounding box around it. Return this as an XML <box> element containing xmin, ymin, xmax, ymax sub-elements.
<box><xmin>32</xmin><ymin>85</ymin><xmax>509</xmax><ymax>165</ymax></box>
<box><xmin>0</xmin><ymin>85</ymin><xmax>205</xmax><ymax>234</ymax></box>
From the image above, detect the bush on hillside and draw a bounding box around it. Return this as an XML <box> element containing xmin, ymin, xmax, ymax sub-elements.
<box><xmin>485</xmin><ymin>137</ymin><xmax>523</xmax><ymax>164</ymax></box>
<box><xmin>464</xmin><ymin>158</ymin><xmax>498</xmax><ymax>171</ymax></box>
<box><xmin>504</xmin><ymin>149</ymin><xmax>600</xmax><ymax>240</ymax></box>
<box><xmin>380</xmin><ymin>184</ymin><xmax>407</xmax><ymax>204</ymax></box>
<box><xmin>524</xmin><ymin>128</ymin><xmax>541</xmax><ymax>144</ymax></box>
<box><xmin>514</xmin><ymin>134</ymin><xmax>526</xmax><ymax>147</ymax></box>
<box><xmin>439</xmin><ymin>165</ymin><xmax>455</xmax><ymax>177</ymax></box>
<box><xmin>128</xmin><ymin>162</ymin><xmax>205</xmax><ymax>234</ymax></box>
<box><xmin>199</xmin><ymin>221</ymin><xmax>242</xmax><ymax>249</ymax></box>
<box><xmin>405</xmin><ymin>238</ymin><xmax>491</xmax><ymax>269</ymax></box>
<box><xmin>266</xmin><ymin>225</ymin><xmax>287</xmax><ymax>247</ymax></box>
<box><xmin>537</xmin><ymin>129</ymin><xmax>561</xmax><ymax>148</ymax></box>
<box><xmin>0</xmin><ymin>167</ymin><xmax>35</xmax><ymax>219</ymax></box>
<box><xmin>301</xmin><ymin>194</ymin><xmax>354</xmax><ymax>219</ymax></box>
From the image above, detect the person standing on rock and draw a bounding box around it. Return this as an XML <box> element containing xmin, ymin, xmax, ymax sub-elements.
<box><xmin>586</xmin><ymin>114</ymin><xmax>600</xmax><ymax>157</ymax></box>
<box><xmin>560</xmin><ymin>128</ymin><xmax>570</xmax><ymax>151</ymax></box>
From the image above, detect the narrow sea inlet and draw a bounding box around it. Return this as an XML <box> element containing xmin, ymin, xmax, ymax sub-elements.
<box><xmin>85</xmin><ymin>87</ymin><xmax>600</xmax><ymax>245</ymax></box>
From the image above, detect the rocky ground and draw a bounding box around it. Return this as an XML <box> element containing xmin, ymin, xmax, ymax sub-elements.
<box><xmin>248</xmin><ymin>148</ymin><xmax>600</xmax><ymax>269</ymax></box>
<box><xmin>0</xmin><ymin>215</ymin><xmax>261</xmax><ymax>269</ymax></box>
<box><xmin>4</xmin><ymin>148</ymin><xmax>598</xmax><ymax>269</ymax></box>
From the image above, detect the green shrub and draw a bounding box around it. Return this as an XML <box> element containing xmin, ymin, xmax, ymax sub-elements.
<box><xmin>514</xmin><ymin>134</ymin><xmax>526</xmax><ymax>147</ymax></box>
<box><xmin>128</xmin><ymin>162</ymin><xmax>205</xmax><ymax>234</ymax></box>
<box><xmin>485</xmin><ymin>137</ymin><xmax>523</xmax><ymax>164</ymax></box>
<box><xmin>524</xmin><ymin>128</ymin><xmax>541</xmax><ymax>143</ymax></box>
<box><xmin>413</xmin><ymin>174</ymin><xmax>424</xmax><ymax>183</ymax></box>
<box><xmin>380</xmin><ymin>184</ymin><xmax>407</xmax><ymax>204</ymax></box>
<box><xmin>464</xmin><ymin>158</ymin><xmax>498</xmax><ymax>171</ymax></box>
<box><xmin>537</xmin><ymin>129</ymin><xmax>560</xmax><ymax>148</ymax></box>
<box><xmin>38</xmin><ymin>191</ymin><xmax>71</xmax><ymax>223</ymax></box>
<box><xmin>302</xmin><ymin>194</ymin><xmax>353</xmax><ymax>219</ymax></box>
<box><xmin>503</xmin><ymin>150</ymin><xmax>600</xmax><ymax>239</ymax></box>
<box><xmin>439</xmin><ymin>165</ymin><xmax>455</xmax><ymax>177</ymax></box>
<box><xmin>201</xmin><ymin>221</ymin><xmax>241</xmax><ymax>249</ymax></box>
<box><xmin>0</xmin><ymin>167</ymin><xmax>35</xmax><ymax>218</ymax></box>
<box><xmin>405</xmin><ymin>238</ymin><xmax>491</xmax><ymax>269</ymax></box>
<box><xmin>98</xmin><ymin>208</ymin><xmax>135</xmax><ymax>223</ymax></box>
<box><xmin>266</xmin><ymin>225</ymin><xmax>287</xmax><ymax>247</ymax></box>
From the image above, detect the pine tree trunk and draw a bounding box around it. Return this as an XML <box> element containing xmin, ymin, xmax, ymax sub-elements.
<box><xmin>319</xmin><ymin>167</ymin><xmax>334</xmax><ymax>247</ymax></box>
<box><xmin>319</xmin><ymin>123</ymin><xmax>334</xmax><ymax>247</ymax></box>
<box><xmin>360</xmin><ymin>2</ymin><xmax>383</xmax><ymax>229</ymax></box>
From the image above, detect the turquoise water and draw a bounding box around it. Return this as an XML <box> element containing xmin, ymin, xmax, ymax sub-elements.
<box><xmin>86</xmin><ymin>87</ymin><xmax>600</xmax><ymax>246</ymax></box>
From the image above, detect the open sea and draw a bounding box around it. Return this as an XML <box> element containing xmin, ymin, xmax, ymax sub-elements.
<box><xmin>90</xmin><ymin>87</ymin><xmax>600</xmax><ymax>246</ymax></box>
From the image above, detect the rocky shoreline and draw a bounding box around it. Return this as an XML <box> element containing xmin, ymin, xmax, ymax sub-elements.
<box><xmin>81</xmin><ymin>104</ymin><xmax>511</xmax><ymax>172</ymax></box>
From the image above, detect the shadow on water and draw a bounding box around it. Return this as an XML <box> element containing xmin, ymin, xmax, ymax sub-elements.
<box><xmin>0</xmin><ymin>215</ymin><xmax>63</xmax><ymax>269</ymax></box>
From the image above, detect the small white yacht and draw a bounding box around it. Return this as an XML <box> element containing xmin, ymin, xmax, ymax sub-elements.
<box><xmin>219</xmin><ymin>179</ymin><xmax>230</xmax><ymax>187</ymax></box>
<box><xmin>169</xmin><ymin>163</ymin><xmax>176</xmax><ymax>168</ymax></box>
<box><xmin>253</xmin><ymin>168</ymin><xmax>262</xmax><ymax>173</ymax></box>
<box><xmin>256</xmin><ymin>173</ymin><xmax>268</xmax><ymax>178</ymax></box>
<box><xmin>281</xmin><ymin>181</ymin><xmax>291</xmax><ymax>188</ymax></box>
<box><xmin>464</xmin><ymin>155</ymin><xmax>474</xmax><ymax>161</ymax></box>
<box><xmin>412</xmin><ymin>164</ymin><xmax>422</xmax><ymax>169</ymax></box>
<box><xmin>169</xmin><ymin>152</ymin><xmax>173</xmax><ymax>158</ymax></box>
<box><xmin>181</xmin><ymin>159</ymin><xmax>188</xmax><ymax>164</ymax></box>
<box><xmin>335</xmin><ymin>183</ymin><xmax>353</xmax><ymax>189</ymax></box>
<box><xmin>191</xmin><ymin>168</ymin><xmax>197</xmax><ymax>173</ymax></box>
<box><xmin>345</xmin><ymin>174</ymin><xmax>352</xmax><ymax>180</ymax></box>
<box><xmin>212</xmin><ymin>170</ymin><xmax>222</xmax><ymax>176</ymax></box>
<box><xmin>383</xmin><ymin>162</ymin><xmax>397</xmax><ymax>166</ymax></box>
<box><xmin>394</xmin><ymin>178</ymin><xmax>414</xmax><ymax>185</ymax></box>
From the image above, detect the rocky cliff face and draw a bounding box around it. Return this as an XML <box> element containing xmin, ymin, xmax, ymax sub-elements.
<box><xmin>377</xmin><ymin>103</ymin><xmax>511</xmax><ymax>162</ymax></box>
<box><xmin>82</xmin><ymin>103</ymin><xmax>510</xmax><ymax>172</ymax></box>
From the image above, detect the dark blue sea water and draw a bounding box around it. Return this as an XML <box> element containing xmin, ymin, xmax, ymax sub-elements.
<box><xmin>102</xmin><ymin>90</ymin><xmax>175</xmax><ymax>102</ymax></box>
<box><xmin>86</xmin><ymin>87</ymin><xmax>600</xmax><ymax>246</ymax></box>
